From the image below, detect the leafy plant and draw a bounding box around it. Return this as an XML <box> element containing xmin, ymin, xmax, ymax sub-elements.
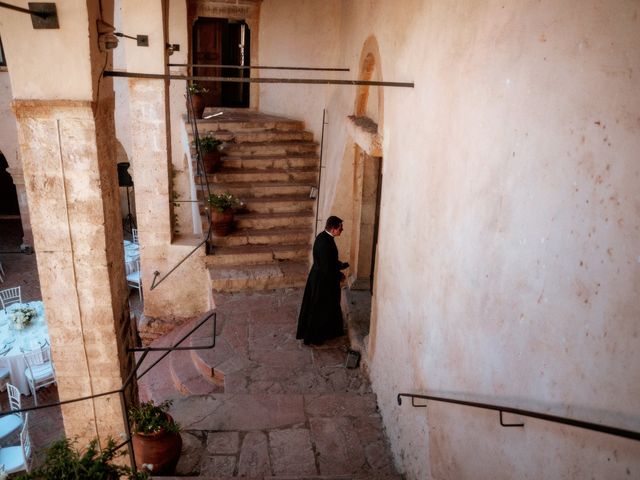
<box><xmin>208</xmin><ymin>192</ymin><xmax>242</xmax><ymax>213</ymax></box>
<box><xmin>16</xmin><ymin>437</ymin><xmax>149</xmax><ymax>480</ymax></box>
<box><xmin>128</xmin><ymin>400</ymin><xmax>180</xmax><ymax>435</ymax></box>
<box><xmin>196</xmin><ymin>134</ymin><xmax>223</xmax><ymax>153</ymax></box>
<box><xmin>187</xmin><ymin>82</ymin><xmax>209</xmax><ymax>95</ymax></box>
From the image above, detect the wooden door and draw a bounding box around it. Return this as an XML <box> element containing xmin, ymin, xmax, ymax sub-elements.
<box><xmin>193</xmin><ymin>18</ymin><xmax>224</xmax><ymax>106</ymax></box>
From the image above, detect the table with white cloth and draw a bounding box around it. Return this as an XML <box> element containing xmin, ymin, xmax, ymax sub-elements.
<box><xmin>124</xmin><ymin>240</ymin><xmax>140</xmax><ymax>274</ymax></box>
<box><xmin>0</xmin><ymin>301</ymin><xmax>50</xmax><ymax>395</ymax></box>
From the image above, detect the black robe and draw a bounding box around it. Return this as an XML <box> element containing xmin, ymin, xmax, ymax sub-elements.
<box><xmin>296</xmin><ymin>231</ymin><xmax>345</xmax><ymax>345</ymax></box>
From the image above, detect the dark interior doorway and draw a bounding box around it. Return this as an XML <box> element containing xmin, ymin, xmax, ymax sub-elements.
<box><xmin>0</xmin><ymin>153</ymin><xmax>19</xmax><ymax>217</ymax></box>
<box><xmin>192</xmin><ymin>18</ymin><xmax>250</xmax><ymax>108</ymax></box>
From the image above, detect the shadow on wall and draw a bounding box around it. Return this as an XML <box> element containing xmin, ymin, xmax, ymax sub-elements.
<box><xmin>0</xmin><ymin>152</ymin><xmax>19</xmax><ymax>217</ymax></box>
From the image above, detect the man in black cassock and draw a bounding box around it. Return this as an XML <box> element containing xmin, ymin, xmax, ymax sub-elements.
<box><xmin>296</xmin><ymin>216</ymin><xmax>349</xmax><ymax>345</ymax></box>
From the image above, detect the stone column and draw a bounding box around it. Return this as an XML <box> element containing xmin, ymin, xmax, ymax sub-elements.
<box><xmin>2</xmin><ymin>0</ymin><xmax>135</xmax><ymax>446</ymax></box>
<box><xmin>121</xmin><ymin>0</ymin><xmax>209</xmax><ymax>323</ymax></box>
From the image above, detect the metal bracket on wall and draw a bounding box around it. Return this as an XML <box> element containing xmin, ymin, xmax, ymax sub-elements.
<box><xmin>0</xmin><ymin>2</ymin><xmax>59</xmax><ymax>29</ymax></box>
<box><xmin>499</xmin><ymin>410</ymin><xmax>525</xmax><ymax>428</ymax></box>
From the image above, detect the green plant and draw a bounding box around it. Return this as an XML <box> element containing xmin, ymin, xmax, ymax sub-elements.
<box><xmin>187</xmin><ymin>82</ymin><xmax>209</xmax><ymax>95</ymax></box>
<box><xmin>16</xmin><ymin>437</ymin><xmax>149</xmax><ymax>480</ymax></box>
<box><xmin>208</xmin><ymin>192</ymin><xmax>242</xmax><ymax>212</ymax></box>
<box><xmin>196</xmin><ymin>134</ymin><xmax>223</xmax><ymax>153</ymax></box>
<box><xmin>128</xmin><ymin>400</ymin><xmax>180</xmax><ymax>435</ymax></box>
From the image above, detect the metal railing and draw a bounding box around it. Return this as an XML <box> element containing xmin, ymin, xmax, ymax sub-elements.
<box><xmin>149</xmin><ymin>88</ymin><xmax>214</xmax><ymax>291</ymax></box>
<box><xmin>0</xmin><ymin>311</ymin><xmax>217</xmax><ymax>472</ymax></box>
<box><xmin>397</xmin><ymin>392</ymin><xmax>640</xmax><ymax>441</ymax></box>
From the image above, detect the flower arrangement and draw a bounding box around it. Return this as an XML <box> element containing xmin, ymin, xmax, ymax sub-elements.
<box><xmin>9</xmin><ymin>306</ymin><xmax>37</xmax><ymax>330</ymax></box>
<box><xmin>208</xmin><ymin>192</ymin><xmax>243</xmax><ymax>213</ymax></box>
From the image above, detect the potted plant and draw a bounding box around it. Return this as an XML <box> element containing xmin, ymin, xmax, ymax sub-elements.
<box><xmin>16</xmin><ymin>437</ymin><xmax>149</xmax><ymax>479</ymax></box>
<box><xmin>196</xmin><ymin>134</ymin><xmax>223</xmax><ymax>174</ymax></box>
<box><xmin>208</xmin><ymin>192</ymin><xmax>242</xmax><ymax>236</ymax></box>
<box><xmin>128</xmin><ymin>400</ymin><xmax>182</xmax><ymax>475</ymax></box>
<box><xmin>187</xmin><ymin>82</ymin><xmax>208</xmax><ymax>119</ymax></box>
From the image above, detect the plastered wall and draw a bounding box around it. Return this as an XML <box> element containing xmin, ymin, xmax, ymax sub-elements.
<box><xmin>259</xmin><ymin>1</ymin><xmax>640</xmax><ymax>478</ymax></box>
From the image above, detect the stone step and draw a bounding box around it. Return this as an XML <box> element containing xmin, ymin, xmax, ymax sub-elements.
<box><xmin>208</xmin><ymin>261</ymin><xmax>308</xmax><ymax>292</ymax></box>
<box><xmin>222</xmin><ymin>154</ymin><xmax>319</xmax><ymax>170</ymax></box>
<box><xmin>202</xmin><ymin>166</ymin><xmax>319</xmax><ymax>184</ymax></box>
<box><xmin>202</xmin><ymin>212</ymin><xmax>313</xmax><ymax>231</ymax></box>
<box><xmin>207</xmin><ymin>226</ymin><xmax>312</xmax><ymax>247</ymax></box>
<box><xmin>198</xmin><ymin>196</ymin><xmax>314</xmax><ymax>216</ymax></box>
<box><xmin>224</xmin><ymin>141</ymin><xmax>318</xmax><ymax>157</ymax></box>
<box><xmin>169</xmin><ymin>347</ymin><xmax>224</xmax><ymax>396</ymax></box>
<box><xmin>193</xmin><ymin>117</ymin><xmax>305</xmax><ymax>133</ymax></box>
<box><xmin>192</xmin><ymin>129</ymin><xmax>314</xmax><ymax>144</ymax></box>
<box><xmin>242</xmin><ymin>195</ymin><xmax>315</xmax><ymax>214</ymax></box>
<box><xmin>204</xmin><ymin>243</ymin><xmax>309</xmax><ymax>267</ymax></box>
<box><xmin>197</xmin><ymin>181</ymin><xmax>316</xmax><ymax>199</ymax></box>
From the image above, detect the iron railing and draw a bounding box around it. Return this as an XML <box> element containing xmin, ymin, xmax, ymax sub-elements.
<box><xmin>397</xmin><ymin>392</ymin><xmax>640</xmax><ymax>441</ymax></box>
<box><xmin>0</xmin><ymin>311</ymin><xmax>217</xmax><ymax>472</ymax></box>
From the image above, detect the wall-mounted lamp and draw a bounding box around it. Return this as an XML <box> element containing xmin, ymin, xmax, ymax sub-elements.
<box><xmin>97</xmin><ymin>19</ymin><xmax>149</xmax><ymax>52</ymax></box>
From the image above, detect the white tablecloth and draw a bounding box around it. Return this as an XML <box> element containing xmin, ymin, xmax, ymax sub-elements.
<box><xmin>0</xmin><ymin>301</ymin><xmax>50</xmax><ymax>395</ymax></box>
<box><xmin>124</xmin><ymin>240</ymin><xmax>140</xmax><ymax>274</ymax></box>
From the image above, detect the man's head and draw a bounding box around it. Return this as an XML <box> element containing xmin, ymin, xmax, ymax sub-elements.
<box><xmin>325</xmin><ymin>215</ymin><xmax>344</xmax><ymax>236</ymax></box>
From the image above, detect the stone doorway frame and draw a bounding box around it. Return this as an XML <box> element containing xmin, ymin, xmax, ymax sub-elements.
<box><xmin>348</xmin><ymin>36</ymin><xmax>384</xmax><ymax>292</ymax></box>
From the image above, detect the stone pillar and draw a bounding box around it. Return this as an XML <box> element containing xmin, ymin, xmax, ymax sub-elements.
<box><xmin>2</xmin><ymin>0</ymin><xmax>135</xmax><ymax>446</ymax></box>
<box><xmin>121</xmin><ymin>0</ymin><xmax>209</xmax><ymax>322</ymax></box>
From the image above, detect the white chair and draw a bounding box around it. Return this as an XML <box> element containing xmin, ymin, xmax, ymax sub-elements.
<box><xmin>0</xmin><ymin>286</ymin><xmax>21</xmax><ymax>312</ymax></box>
<box><xmin>0</xmin><ymin>412</ymin><xmax>31</xmax><ymax>474</ymax></box>
<box><xmin>126</xmin><ymin>259</ymin><xmax>143</xmax><ymax>301</ymax></box>
<box><xmin>23</xmin><ymin>345</ymin><xmax>56</xmax><ymax>406</ymax></box>
<box><xmin>132</xmin><ymin>228</ymin><xmax>139</xmax><ymax>244</ymax></box>
<box><xmin>0</xmin><ymin>384</ymin><xmax>23</xmax><ymax>441</ymax></box>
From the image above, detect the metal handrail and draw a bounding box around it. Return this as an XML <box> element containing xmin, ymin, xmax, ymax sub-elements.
<box><xmin>397</xmin><ymin>392</ymin><xmax>640</xmax><ymax>442</ymax></box>
<box><xmin>0</xmin><ymin>311</ymin><xmax>217</xmax><ymax>472</ymax></box>
<box><xmin>149</xmin><ymin>88</ymin><xmax>214</xmax><ymax>290</ymax></box>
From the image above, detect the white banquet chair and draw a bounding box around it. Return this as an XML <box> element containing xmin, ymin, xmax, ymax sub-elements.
<box><xmin>126</xmin><ymin>259</ymin><xmax>143</xmax><ymax>301</ymax></box>
<box><xmin>0</xmin><ymin>412</ymin><xmax>31</xmax><ymax>474</ymax></box>
<box><xmin>0</xmin><ymin>384</ymin><xmax>23</xmax><ymax>441</ymax></box>
<box><xmin>23</xmin><ymin>345</ymin><xmax>56</xmax><ymax>406</ymax></box>
<box><xmin>0</xmin><ymin>286</ymin><xmax>21</xmax><ymax>312</ymax></box>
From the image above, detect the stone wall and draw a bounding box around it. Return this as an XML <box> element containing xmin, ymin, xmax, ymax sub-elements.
<box><xmin>259</xmin><ymin>1</ymin><xmax>640</xmax><ymax>478</ymax></box>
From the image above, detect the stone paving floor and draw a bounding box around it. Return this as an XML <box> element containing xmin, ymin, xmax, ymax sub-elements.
<box><xmin>139</xmin><ymin>289</ymin><xmax>402</xmax><ymax>479</ymax></box>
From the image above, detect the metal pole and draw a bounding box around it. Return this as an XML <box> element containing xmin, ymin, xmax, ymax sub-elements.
<box><xmin>314</xmin><ymin>109</ymin><xmax>327</xmax><ymax>236</ymax></box>
<box><xmin>0</xmin><ymin>1</ymin><xmax>49</xmax><ymax>17</ymax></box>
<box><xmin>168</xmin><ymin>63</ymin><xmax>349</xmax><ymax>72</ymax></box>
<box><xmin>104</xmin><ymin>70</ymin><xmax>414</xmax><ymax>88</ymax></box>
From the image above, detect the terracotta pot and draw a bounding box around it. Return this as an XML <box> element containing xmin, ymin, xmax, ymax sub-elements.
<box><xmin>202</xmin><ymin>150</ymin><xmax>221</xmax><ymax>174</ymax></box>
<box><xmin>210</xmin><ymin>209</ymin><xmax>235</xmax><ymax>236</ymax></box>
<box><xmin>132</xmin><ymin>418</ymin><xmax>182</xmax><ymax>475</ymax></box>
<box><xmin>189</xmin><ymin>94</ymin><xmax>205</xmax><ymax>119</ymax></box>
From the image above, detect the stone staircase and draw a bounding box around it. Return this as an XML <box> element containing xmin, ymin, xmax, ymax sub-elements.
<box><xmin>190</xmin><ymin>109</ymin><xmax>318</xmax><ymax>294</ymax></box>
<box><xmin>139</xmin><ymin>290</ymin><xmax>403</xmax><ymax>479</ymax></box>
